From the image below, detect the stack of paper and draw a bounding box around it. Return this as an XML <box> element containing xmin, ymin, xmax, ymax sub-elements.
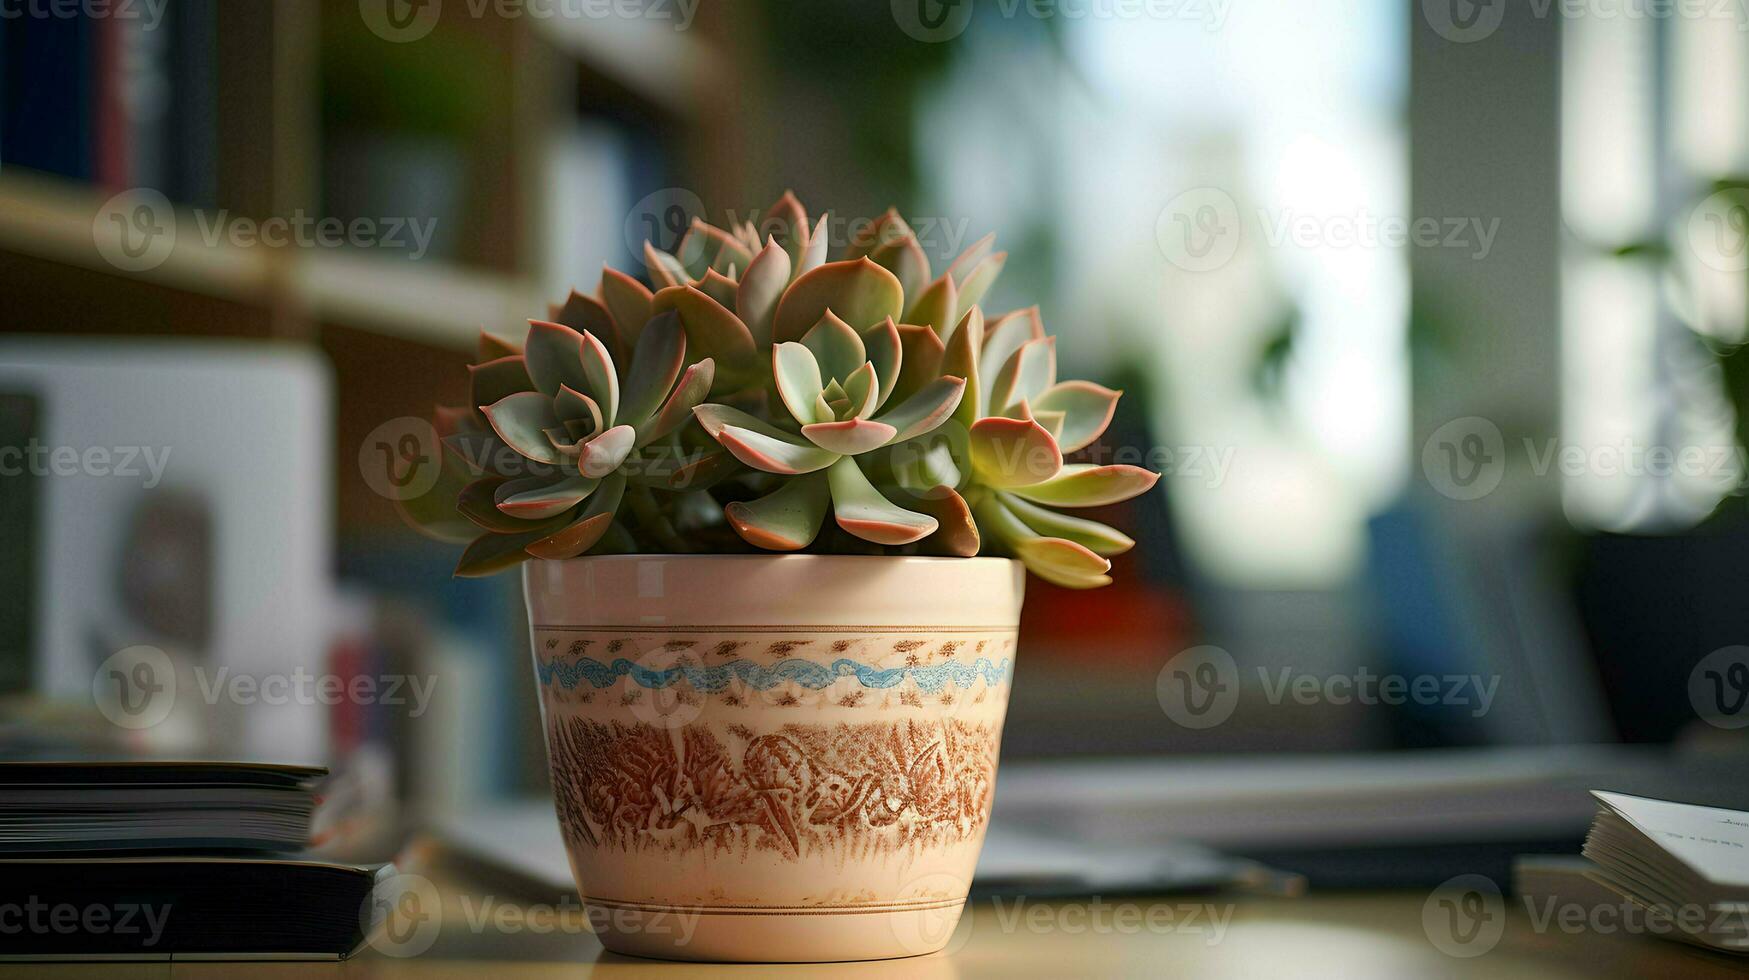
<box><xmin>1581</xmin><ymin>791</ymin><xmax>1749</xmax><ymax>954</ymax></box>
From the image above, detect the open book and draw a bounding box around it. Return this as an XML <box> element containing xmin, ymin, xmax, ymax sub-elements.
<box><xmin>1581</xmin><ymin>791</ymin><xmax>1749</xmax><ymax>954</ymax></box>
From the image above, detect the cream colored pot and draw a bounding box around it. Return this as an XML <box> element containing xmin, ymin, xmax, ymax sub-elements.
<box><xmin>523</xmin><ymin>555</ymin><xmax>1025</xmax><ymax>962</ymax></box>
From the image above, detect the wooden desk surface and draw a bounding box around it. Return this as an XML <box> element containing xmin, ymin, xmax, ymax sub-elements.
<box><xmin>6</xmin><ymin>879</ymin><xmax>1742</xmax><ymax>979</ymax></box>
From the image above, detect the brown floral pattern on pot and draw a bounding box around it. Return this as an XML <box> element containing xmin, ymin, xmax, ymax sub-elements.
<box><xmin>547</xmin><ymin>718</ymin><xmax>1000</xmax><ymax>859</ymax></box>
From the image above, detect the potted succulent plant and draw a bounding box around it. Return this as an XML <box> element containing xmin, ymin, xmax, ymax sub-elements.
<box><xmin>405</xmin><ymin>193</ymin><xmax>1157</xmax><ymax>962</ymax></box>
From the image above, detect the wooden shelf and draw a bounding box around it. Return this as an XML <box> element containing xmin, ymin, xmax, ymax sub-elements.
<box><xmin>0</xmin><ymin>173</ymin><xmax>540</xmax><ymax>352</ymax></box>
<box><xmin>296</xmin><ymin>252</ymin><xmax>539</xmax><ymax>349</ymax></box>
<box><xmin>0</xmin><ymin>171</ymin><xmax>277</xmax><ymax>304</ymax></box>
<box><xmin>528</xmin><ymin>14</ymin><xmax>714</xmax><ymax>116</ymax></box>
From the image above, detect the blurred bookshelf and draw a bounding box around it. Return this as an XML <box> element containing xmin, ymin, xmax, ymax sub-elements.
<box><xmin>0</xmin><ymin>0</ymin><xmax>717</xmax><ymax>524</ymax></box>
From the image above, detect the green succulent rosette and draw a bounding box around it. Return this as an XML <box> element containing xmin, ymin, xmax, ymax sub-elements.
<box><xmin>402</xmin><ymin>193</ymin><xmax>1157</xmax><ymax>588</ymax></box>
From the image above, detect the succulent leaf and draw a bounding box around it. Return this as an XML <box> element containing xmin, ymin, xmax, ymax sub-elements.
<box><xmin>772</xmin><ymin>258</ymin><xmax>904</xmax><ymax>344</ymax></box>
<box><xmin>578</xmin><ymin>330</ymin><xmax>620</xmax><ymax>425</ymax></box>
<box><xmin>872</xmin><ymin>376</ymin><xmax>966</xmax><ymax>443</ymax></box>
<box><xmin>692</xmin><ymin>402</ymin><xmax>795</xmax><ymax>441</ymax></box>
<box><xmin>982</xmin><ymin>307</ymin><xmax>1045</xmax><ymax>380</ymax></box>
<box><xmin>736</xmin><ymin>241</ymin><xmax>792</xmax><ymax>348</ymax></box>
<box><xmin>968</xmin><ymin>414</ymin><xmax>1063</xmax><ymax>488</ymax></box>
<box><xmin>840</xmin><ymin>361</ymin><xmax>881</xmax><ymax>419</ymax></box>
<box><xmin>526</xmin><ymin>472</ymin><xmax>626</xmax><ymax>560</ymax></box>
<box><xmin>496</xmin><ymin>474</ymin><xmax>600</xmax><ymax>520</ymax></box>
<box><xmin>478</xmin><ymin>330</ymin><xmax>521</xmax><ymax>361</ymax></box>
<box><xmin>946</xmin><ymin>233</ymin><xmax>996</xmax><ymax>286</ymax></box>
<box><xmin>444</xmin><ymin>430</ymin><xmax>520</xmax><ymax>478</ymax></box>
<box><xmin>1033</xmin><ymin>380</ymin><xmax>1121</xmax><ymax>453</ymax></box>
<box><xmin>892</xmin><ymin>434</ymin><xmax>964</xmax><ymax>494</ymax></box>
<box><xmin>941</xmin><ymin>308</ymin><xmax>983</xmax><ymax>430</ymax></box>
<box><xmin>772</xmin><ymin>343</ymin><xmax>826</xmax><ymax>425</ymax></box>
<box><xmin>695</xmin><ymin>268</ymin><xmax>741</xmax><ymax>310</ymax></box>
<box><xmin>552</xmin><ymin>290</ymin><xmax>622</xmax><ymax>361</ymax></box>
<box><xmin>524</xmin><ymin>321</ymin><xmax>591</xmax><ymax>397</ymax></box>
<box><xmin>869</xmin><ymin>234</ymin><xmax>930</xmax><ymax>303</ymax></box>
<box><xmin>800</xmin><ymin>214</ymin><xmax>830</xmax><ymax>274</ymax></box>
<box><xmin>617</xmin><ymin>312</ymin><xmax>688</xmax><ymax>430</ymax></box>
<box><xmin>800</xmin><ymin>311</ymin><xmax>868</xmax><ymax>383</ymax></box>
<box><xmin>460</xmin><ymin>476</ymin><xmax>556</xmax><ymax>533</ymax></box>
<box><xmin>905</xmin><ymin>274</ymin><xmax>958</xmax><ymax>339</ymax></box>
<box><xmin>483</xmin><ymin>391</ymin><xmax>563</xmax><ymax>464</ymax></box>
<box><xmin>766</xmin><ymin>187</ymin><xmax>811</xmax><ymax>262</ymax></box>
<box><xmin>579</xmin><ymin>424</ymin><xmax>637</xmax><ymax>478</ymax></box>
<box><xmin>999</xmin><ymin>492</ymin><xmax>1135</xmax><ymax>557</ymax></box>
<box><xmin>954</xmin><ymin>252</ymin><xmax>1007</xmax><ymax>321</ymax></box>
<box><xmin>554</xmin><ymin>385</ymin><xmax>604</xmax><ymax>435</ymax></box>
<box><xmin>911</xmin><ymin>487</ymin><xmax>980</xmax><ymax>557</ymax></box>
<box><xmin>600</xmin><ymin>267</ymin><xmax>654</xmax><ymax>348</ymax></box>
<box><xmin>847</xmin><ymin>208</ymin><xmax>912</xmax><ymax>259</ymax></box>
<box><xmin>469</xmin><ymin>355</ymin><xmax>536</xmax><ymax>414</ymax></box>
<box><xmin>651</xmin><ymin>285</ymin><xmax>758</xmax><ymax>387</ymax></box>
<box><xmin>455</xmin><ymin>528</ymin><xmax>551</xmax><ymax>578</ymax></box>
<box><xmin>890</xmin><ymin>324</ymin><xmax>946</xmax><ymax>406</ymax></box>
<box><xmin>1008</xmin><ymin>463</ymin><xmax>1160</xmax><ymax>508</ymax></box>
<box><xmin>973</xmin><ymin>495</ymin><xmax>1112</xmax><ymax>588</ymax></box>
<box><xmin>716</xmin><ymin>424</ymin><xmax>840</xmax><ymax>475</ymax></box>
<box><xmin>637</xmin><ymin>359</ymin><xmax>715</xmax><ymax>448</ymax></box>
<box><xmin>827</xmin><ymin>456</ymin><xmax>937</xmax><ymax>545</ymax></box>
<box><xmin>644</xmin><ymin>242</ymin><xmax>688</xmax><ymax>291</ymax></box>
<box><xmin>725</xmin><ymin>471</ymin><xmax>830</xmax><ymax>551</ymax></box>
<box><xmin>862</xmin><ymin>318</ymin><xmax>903</xmax><ymax>410</ymax></box>
<box><xmin>987</xmin><ymin>337</ymin><xmax>1057</xmax><ymax>415</ymax></box>
<box><xmin>801</xmin><ymin>418</ymin><xmax>898</xmax><ymax>455</ymax></box>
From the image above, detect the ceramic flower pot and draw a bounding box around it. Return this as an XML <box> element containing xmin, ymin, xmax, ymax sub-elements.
<box><xmin>523</xmin><ymin>554</ymin><xmax>1025</xmax><ymax>962</ymax></box>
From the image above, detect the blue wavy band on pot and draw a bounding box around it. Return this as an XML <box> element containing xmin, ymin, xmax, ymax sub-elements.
<box><xmin>536</xmin><ymin>656</ymin><xmax>1013</xmax><ymax>694</ymax></box>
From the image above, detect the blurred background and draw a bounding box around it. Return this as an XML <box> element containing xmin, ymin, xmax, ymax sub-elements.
<box><xmin>3</xmin><ymin>0</ymin><xmax>1749</xmax><ymax>866</ymax></box>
